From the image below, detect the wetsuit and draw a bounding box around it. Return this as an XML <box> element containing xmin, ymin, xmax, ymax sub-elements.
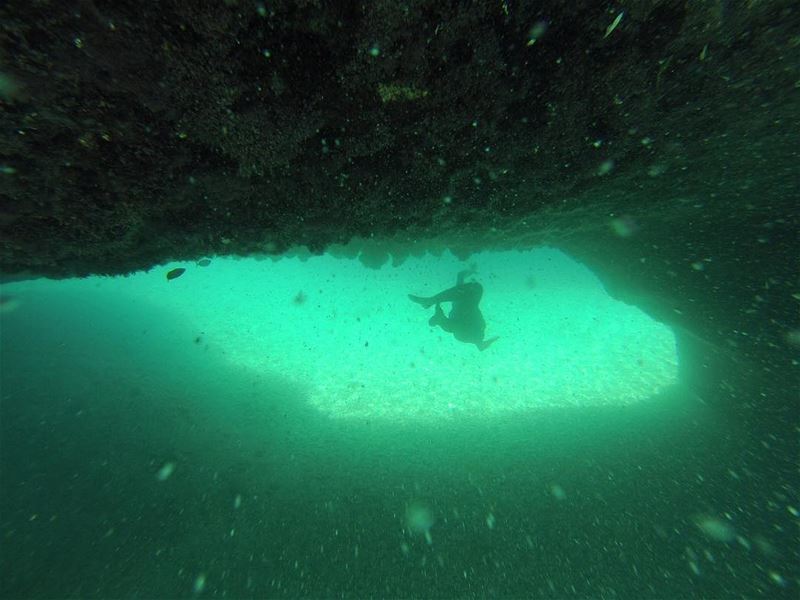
<box><xmin>409</xmin><ymin>270</ymin><xmax>498</xmax><ymax>351</ymax></box>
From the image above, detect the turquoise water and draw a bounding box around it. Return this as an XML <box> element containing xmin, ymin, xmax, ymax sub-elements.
<box><xmin>0</xmin><ymin>248</ymin><xmax>793</xmax><ymax>597</ymax></box>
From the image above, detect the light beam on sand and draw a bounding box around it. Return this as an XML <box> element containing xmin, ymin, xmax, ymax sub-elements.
<box><xmin>146</xmin><ymin>247</ymin><xmax>677</xmax><ymax>422</ymax></box>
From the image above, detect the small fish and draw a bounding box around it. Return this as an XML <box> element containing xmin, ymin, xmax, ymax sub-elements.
<box><xmin>197</xmin><ymin>258</ymin><xmax>211</xmax><ymax>267</ymax></box>
<box><xmin>166</xmin><ymin>267</ymin><xmax>185</xmax><ymax>281</ymax></box>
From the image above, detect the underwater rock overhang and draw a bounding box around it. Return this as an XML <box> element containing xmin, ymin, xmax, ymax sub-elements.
<box><xmin>0</xmin><ymin>0</ymin><xmax>797</xmax><ymax>402</ymax></box>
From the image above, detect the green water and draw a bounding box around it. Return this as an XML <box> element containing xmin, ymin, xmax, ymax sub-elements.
<box><xmin>0</xmin><ymin>249</ymin><xmax>795</xmax><ymax>597</ymax></box>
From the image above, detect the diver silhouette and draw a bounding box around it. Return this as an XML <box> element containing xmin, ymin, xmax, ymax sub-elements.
<box><xmin>409</xmin><ymin>269</ymin><xmax>499</xmax><ymax>351</ymax></box>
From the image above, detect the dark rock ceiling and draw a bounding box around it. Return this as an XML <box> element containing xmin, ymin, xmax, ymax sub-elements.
<box><xmin>0</xmin><ymin>1</ymin><xmax>798</xmax><ymax>382</ymax></box>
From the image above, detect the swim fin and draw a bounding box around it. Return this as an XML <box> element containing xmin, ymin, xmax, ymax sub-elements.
<box><xmin>428</xmin><ymin>303</ymin><xmax>445</xmax><ymax>327</ymax></box>
<box><xmin>477</xmin><ymin>336</ymin><xmax>499</xmax><ymax>351</ymax></box>
<box><xmin>408</xmin><ymin>294</ymin><xmax>434</xmax><ymax>309</ymax></box>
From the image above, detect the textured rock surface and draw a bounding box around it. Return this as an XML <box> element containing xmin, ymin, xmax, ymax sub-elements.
<box><xmin>1</xmin><ymin>1</ymin><xmax>798</xmax><ymax>378</ymax></box>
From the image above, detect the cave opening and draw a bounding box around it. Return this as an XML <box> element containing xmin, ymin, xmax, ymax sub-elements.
<box><xmin>1</xmin><ymin>245</ymin><xmax>679</xmax><ymax>424</ymax></box>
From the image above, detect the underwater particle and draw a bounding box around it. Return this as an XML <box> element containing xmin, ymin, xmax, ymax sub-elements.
<box><xmin>694</xmin><ymin>515</ymin><xmax>736</xmax><ymax>542</ymax></box>
<box><xmin>604</xmin><ymin>11</ymin><xmax>624</xmax><ymax>38</ymax></box>
<box><xmin>597</xmin><ymin>159</ymin><xmax>614</xmax><ymax>175</ymax></box>
<box><xmin>768</xmin><ymin>571</ymin><xmax>787</xmax><ymax>587</ymax></box>
<box><xmin>691</xmin><ymin>261</ymin><xmax>705</xmax><ymax>271</ymax></box>
<box><xmin>193</xmin><ymin>573</ymin><xmax>206</xmax><ymax>595</ymax></box>
<box><xmin>647</xmin><ymin>163</ymin><xmax>668</xmax><ymax>177</ymax></box>
<box><xmin>0</xmin><ymin>165</ymin><xmax>17</xmax><ymax>175</ymax></box>
<box><xmin>0</xmin><ymin>72</ymin><xmax>23</xmax><ymax>101</ymax></box>
<box><xmin>405</xmin><ymin>501</ymin><xmax>434</xmax><ymax>544</ymax></box>
<box><xmin>400</xmin><ymin>542</ymin><xmax>410</xmax><ymax>556</ymax></box>
<box><xmin>486</xmin><ymin>513</ymin><xmax>496</xmax><ymax>529</ymax></box>
<box><xmin>406</xmin><ymin>502</ymin><xmax>433</xmax><ymax>532</ymax></box>
<box><xmin>0</xmin><ymin>294</ymin><xmax>21</xmax><ymax>314</ymax></box>
<box><xmin>377</xmin><ymin>82</ymin><xmax>429</xmax><ymax>103</ymax></box>
<box><xmin>156</xmin><ymin>461</ymin><xmax>175</xmax><ymax>481</ymax></box>
<box><xmin>197</xmin><ymin>258</ymin><xmax>211</xmax><ymax>267</ymax></box>
<box><xmin>550</xmin><ymin>484</ymin><xmax>566</xmax><ymax>500</ymax></box>
<box><xmin>293</xmin><ymin>291</ymin><xmax>307</xmax><ymax>305</ymax></box>
<box><xmin>526</xmin><ymin>20</ymin><xmax>548</xmax><ymax>45</ymax></box>
<box><xmin>784</xmin><ymin>329</ymin><xmax>800</xmax><ymax>347</ymax></box>
<box><xmin>234</xmin><ymin>494</ymin><xmax>242</xmax><ymax>509</ymax></box>
<box><xmin>753</xmin><ymin>534</ymin><xmax>777</xmax><ymax>556</ymax></box>
<box><xmin>610</xmin><ymin>215</ymin><xmax>639</xmax><ymax>237</ymax></box>
<box><xmin>685</xmin><ymin>546</ymin><xmax>702</xmax><ymax>575</ymax></box>
<box><xmin>369</xmin><ymin>44</ymin><xmax>380</xmax><ymax>57</ymax></box>
<box><xmin>166</xmin><ymin>267</ymin><xmax>185</xmax><ymax>281</ymax></box>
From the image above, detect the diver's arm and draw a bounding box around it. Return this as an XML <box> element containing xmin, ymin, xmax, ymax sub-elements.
<box><xmin>456</xmin><ymin>268</ymin><xmax>475</xmax><ymax>285</ymax></box>
<box><xmin>427</xmin><ymin>283</ymin><xmax>471</xmax><ymax>304</ymax></box>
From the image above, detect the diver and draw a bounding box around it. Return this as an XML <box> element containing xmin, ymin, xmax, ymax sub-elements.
<box><xmin>409</xmin><ymin>269</ymin><xmax>499</xmax><ymax>351</ymax></box>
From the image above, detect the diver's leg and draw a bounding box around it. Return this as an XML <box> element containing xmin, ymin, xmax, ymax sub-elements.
<box><xmin>426</xmin><ymin>282</ymin><xmax>474</xmax><ymax>305</ymax></box>
<box><xmin>428</xmin><ymin>303</ymin><xmax>444</xmax><ymax>326</ymax></box>
<box><xmin>429</xmin><ymin>304</ymin><xmax>454</xmax><ymax>332</ymax></box>
<box><xmin>411</xmin><ymin>279</ymin><xmax>482</xmax><ymax>308</ymax></box>
<box><xmin>432</xmin><ymin>282</ymin><xmax>483</xmax><ymax>305</ymax></box>
<box><xmin>456</xmin><ymin>267</ymin><xmax>477</xmax><ymax>285</ymax></box>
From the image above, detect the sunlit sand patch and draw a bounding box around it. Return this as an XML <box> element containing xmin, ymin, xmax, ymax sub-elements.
<box><xmin>144</xmin><ymin>248</ymin><xmax>679</xmax><ymax>422</ymax></box>
<box><xmin>225</xmin><ymin>301</ymin><xmax>676</xmax><ymax>422</ymax></box>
